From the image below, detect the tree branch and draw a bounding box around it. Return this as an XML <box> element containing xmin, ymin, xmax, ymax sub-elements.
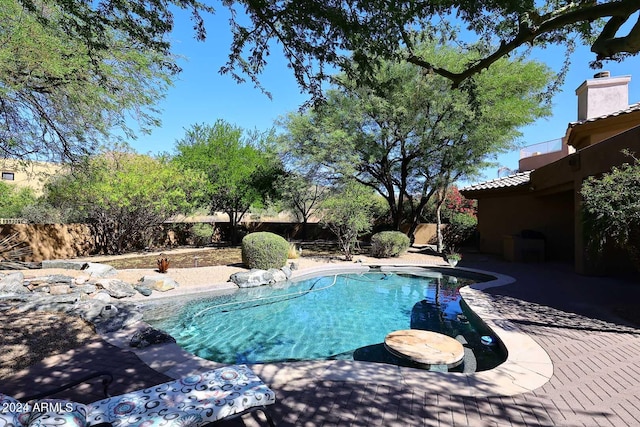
<box><xmin>406</xmin><ymin>0</ymin><xmax>640</xmax><ymax>87</ymax></box>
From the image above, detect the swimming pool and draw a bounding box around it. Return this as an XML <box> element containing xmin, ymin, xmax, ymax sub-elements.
<box><xmin>145</xmin><ymin>268</ymin><xmax>507</xmax><ymax>372</ymax></box>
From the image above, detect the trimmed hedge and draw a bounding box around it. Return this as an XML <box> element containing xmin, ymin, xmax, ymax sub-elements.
<box><xmin>370</xmin><ymin>231</ymin><xmax>410</xmax><ymax>258</ymax></box>
<box><xmin>241</xmin><ymin>232</ymin><xmax>289</xmax><ymax>269</ymax></box>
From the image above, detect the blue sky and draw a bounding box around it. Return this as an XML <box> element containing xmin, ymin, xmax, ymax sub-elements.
<box><xmin>130</xmin><ymin>8</ymin><xmax>640</xmax><ymax>185</ymax></box>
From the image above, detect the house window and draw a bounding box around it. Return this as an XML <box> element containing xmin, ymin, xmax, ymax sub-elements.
<box><xmin>1</xmin><ymin>171</ymin><xmax>14</xmax><ymax>181</ymax></box>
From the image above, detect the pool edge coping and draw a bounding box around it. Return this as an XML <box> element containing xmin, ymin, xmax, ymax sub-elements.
<box><xmin>101</xmin><ymin>263</ymin><xmax>553</xmax><ymax>398</ymax></box>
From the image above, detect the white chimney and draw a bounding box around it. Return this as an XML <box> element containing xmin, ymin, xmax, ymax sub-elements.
<box><xmin>575</xmin><ymin>73</ymin><xmax>631</xmax><ymax>120</ymax></box>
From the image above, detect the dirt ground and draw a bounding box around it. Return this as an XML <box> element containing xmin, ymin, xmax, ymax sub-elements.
<box><xmin>0</xmin><ymin>308</ymin><xmax>96</xmax><ymax>379</ymax></box>
<box><xmin>95</xmin><ymin>242</ymin><xmax>352</xmax><ymax>270</ymax></box>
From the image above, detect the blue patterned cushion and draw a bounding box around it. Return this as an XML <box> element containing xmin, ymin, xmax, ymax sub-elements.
<box><xmin>0</xmin><ymin>396</ymin><xmax>87</xmax><ymax>427</ymax></box>
<box><xmin>86</xmin><ymin>365</ymin><xmax>275</xmax><ymax>427</ymax></box>
<box><xmin>0</xmin><ymin>394</ymin><xmax>28</xmax><ymax>427</ymax></box>
<box><xmin>26</xmin><ymin>400</ymin><xmax>88</xmax><ymax>427</ymax></box>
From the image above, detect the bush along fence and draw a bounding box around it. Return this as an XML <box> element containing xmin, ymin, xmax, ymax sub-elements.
<box><xmin>0</xmin><ymin>222</ymin><xmax>451</xmax><ymax>263</ymax></box>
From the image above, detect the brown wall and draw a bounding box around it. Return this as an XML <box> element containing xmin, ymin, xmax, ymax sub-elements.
<box><xmin>476</xmin><ymin>190</ymin><xmax>574</xmax><ymax>262</ymax></box>
<box><xmin>0</xmin><ymin>224</ymin><xmax>94</xmax><ymax>262</ymax></box>
<box><xmin>471</xmin><ymin>125</ymin><xmax>640</xmax><ymax>273</ymax></box>
<box><xmin>1</xmin><ymin>221</ymin><xmax>445</xmax><ymax>262</ymax></box>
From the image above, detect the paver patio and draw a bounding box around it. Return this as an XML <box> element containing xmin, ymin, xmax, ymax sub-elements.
<box><xmin>3</xmin><ymin>257</ymin><xmax>639</xmax><ymax>426</ymax></box>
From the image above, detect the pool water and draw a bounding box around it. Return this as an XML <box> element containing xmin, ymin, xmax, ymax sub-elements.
<box><xmin>145</xmin><ymin>269</ymin><xmax>506</xmax><ymax>372</ymax></box>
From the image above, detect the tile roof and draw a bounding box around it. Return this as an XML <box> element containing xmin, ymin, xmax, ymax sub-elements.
<box><xmin>460</xmin><ymin>171</ymin><xmax>531</xmax><ymax>193</ymax></box>
<box><xmin>568</xmin><ymin>102</ymin><xmax>640</xmax><ymax>127</ymax></box>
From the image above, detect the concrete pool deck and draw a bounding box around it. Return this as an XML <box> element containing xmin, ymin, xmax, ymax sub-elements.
<box><xmin>4</xmin><ymin>255</ymin><xmax>640</xmax><ymax>426</ymax></box>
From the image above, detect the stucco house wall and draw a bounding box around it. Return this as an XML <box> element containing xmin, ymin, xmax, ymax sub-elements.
<box><xmin>465</xmin><ymin>125</ymin><xmax>640</xmax><ymax>275</ymax></box>
<box><xmin>0</xmin><ymin>159</ymin><xmax>63</xmax><ymax>195</ymax></box>
<box><xmin>476</xmin><ymin>191</ymin><xmax>574</xmax><ymax>262</ymax></box>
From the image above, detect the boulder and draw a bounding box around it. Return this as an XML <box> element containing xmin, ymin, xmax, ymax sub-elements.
<box><xmin>92</xmin><ymin>291</ymin><xmax>112</xmax><ymax>302</ymax></box>
<box><xmin>73</xmin><ymin>276</ymin><xmax>90</xmax><ymax>285</ymax></box>
<box><xmin>139</xmin><ymin>275</ymin><xmax>178</xmax><ymax>292</ymax></box>
<box><xmin>268</xmin><ymin>268</ymin><xmax>288</xmax><ymax>283</ymax></box>
<box><xmin>84</xmin><ymin>263</ymin><xmax>117</xmax><ymax>278</ymax></box>
<box><xmin>134</xmin><ymin>285</ymin><xmax>153</xmax><ymax>296</ymax></box>
<box><xmin>74</xmin><ymin>284</ymin><xmax>98</xmax><ymax>294</ymax></box>
<box><xmin>229</xmin><ymin>269</ymin><xmax>275</xmax><ymax>288</ymax></box>
<box><xmin>48</xmin><ymin>284</ymin><xmax>71</xmax><ymax>295</ymax></box>
<box><xmin>280</xmin><ymin>265</ymin><xmax>293</xmax><ymax>279</ymax></box>
<box><xmin>41</xmin><ymin>260</ymin><xmax>89</xmax><ymax>270</ymax></box>
<box><xmin>95</xmin><ymin>279</ymin><xmax>136</xmax><ymax>299</ymax></box>
<box><xmin>91</xmin><ymin>305</ymin><xmax>143</xmax><ymax>333</ymax></box>
<box><xmin>75</xmin><ymin>299</ymin><xmax>108</xmax><ymax>321</ymax></box>
<box><xmin>45</xmin><ymin>275</ymin><xmax>75</xmax><ymax>284</ymax></box>
<box><xmin>130</xmin><ymin>327</ymin><xmax>176</xmax><ymax>349</ymax></box>
<box><xmin>0</xmin><ymin>272</ymin><xmax>28</xmax><ymax>294</ymax></box>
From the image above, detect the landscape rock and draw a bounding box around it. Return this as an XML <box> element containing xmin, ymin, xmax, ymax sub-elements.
<box><xmin>230</xmin><ymin>269</ymin><xmax>276</xmax><ymax>288</ymax></box>
<box><xmin>280</xmin><ymin>265</ymin><xmax>292</xmax><ymax>279</ymax></box>
<box><xmin>130</xmin><ymin>327</ymin><xmax>176</xmax><ymax>348</ymax></box>
<box><xmin>84</xmin><ymin>263</ymin><xmax>117</xmax><ymax>278</ymax></box>
<box><xmin>0</xmin><ymin>272</ymin><xmax>28</xmax><ymax>294</ymax></box>
<box><xmin>139</xmin><ymin>275</ymin><xmax>178</xmax><ymax>292</ymax></box>
<box><xmin>90</xmin><ymin>303</ymin><xmax>143</xmax><ymax>333</ymax></box>
<box><xmin>95</xmin><ymin>279</ymin><xmax>136</xmax><ymax>299</ymax></box>
<box><xmin>41</xmin><ymin>260</ymin><xmax>89</xmax><ymax>270</ymax></box>
<box><xmin>75</xmin><ymin>299</ymin><xmax>109</xmax><ymax>321</ymax></box>
<box><xmin>73</xmin><ymin>276</ymin><xmax>90</xmax><ymax>285</ymax></box>
<box><xmin>48</xmin><ymin>293</ymin><xmax>81</xmax><ymax>304</ymax></box>
<box><xmin>74</xmin><ymin>284</ymin><xmax>98</xmax><ymax>294</ymax></box>
<box><xmin>92</xmin><ymin>291</ymin><xmax>112</xmax><ymax>302</ymax></box>
<box><xmin>48</xmin><ymin>284</ymin><xmax>71</xmax><ymax>295</ymax></box>
<box><xmin>289</xmin><ymin>262</ymin><xmax>298</xmax><ymax>271</ymax></box>
<box><xmin>268</xmin><ymin>268</ymin><xmax>288</xmax><ymax>283</ymax></box>
<box><xmin>45</xmin><ymin>275</ymin><xmax>75</xmax><ymax>284</ymax></box>
<box><xmin>134</xmin><ymin>285</ymin><xmax>153</xmax><ymax>296</ymax></box>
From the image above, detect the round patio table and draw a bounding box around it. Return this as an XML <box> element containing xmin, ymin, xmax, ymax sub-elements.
<box><xmin>384</xmin><ymin>329</ymin><xmax>464</xmax><ymax>368</ymax></box>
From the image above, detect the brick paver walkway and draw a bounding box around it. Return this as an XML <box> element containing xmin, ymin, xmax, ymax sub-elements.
<box><xmin>256</xmin><ymin>260</ymin><xmax>640</xmax><ymax>426</ymax></box>
<box><xmin>3</xmin><ymin>259</ymin><xmax>639</xmax><ymax>426</ymax></box>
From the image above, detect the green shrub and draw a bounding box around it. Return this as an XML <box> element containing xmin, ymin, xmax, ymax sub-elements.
<box><xmin>241</xmin><ymin>232</ymin><xmax>289</xmax><ymax>269</ymax></box>
<box><xmin>581</xmin><ymin>154</ymin><xmax>640</xmax><ymax>271</ymax></box>
<box><xmin>442</xmin><ymin>212</ymin><xmax>477</xmax><ymax>251</ymax></box>
<box><xmin>190</xmin><ymin>223</ymin><xmax>214</xmax><ymax>246</ymax></box>
<box><xmin>370</xmin><ymin>231</ymin><xmax>410</xmax><ymax>258</ymax></box>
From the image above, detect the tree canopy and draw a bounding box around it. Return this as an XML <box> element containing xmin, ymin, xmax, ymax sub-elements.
<box><xmin>2</xmin><ymin>0</ymin><xmax>175</xmax><ymax>162</ymax></box>
<box><xmin>27</xmin><ymin>0</ymin><xmax>640</xmax><ymax>102</ymax></box>
<box><xmin>173</xmin><ymin>120</ymin><xmax>284</xmax><ymax>243</ymax></box>
<box><xmin>45</xmin><ymin>149</ymin><xmax>204</xmax><ymax>253</ymax></box>
<box><xmin>280</xmin><ymin>42</ymin><xmax>553</xmax><ymax>238</ymax></box>
<box><xmin>0</xmin><ymin>181</ymin><xmax>36</xmax><ymax>218</ymax></box>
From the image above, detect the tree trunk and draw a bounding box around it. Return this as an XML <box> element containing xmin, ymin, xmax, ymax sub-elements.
<box><xmin>436</xmin><ymin>203</ymin><xmax>443</xmax><ymax>253</ymax></box>
<box><xmin>228</xmin><ymin>211</ymin><xmax>239</xmax><ymax>245</ymax></box>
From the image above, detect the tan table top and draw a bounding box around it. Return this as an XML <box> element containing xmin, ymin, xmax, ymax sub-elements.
<box><xmin>384</xmin><ymin>329</ymin><xmax>464</xmax><ymax>368</ymax></box>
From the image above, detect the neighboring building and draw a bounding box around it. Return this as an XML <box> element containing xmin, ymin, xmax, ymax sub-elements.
<box><xmin>461</xmin><ymin>72</ymin><xmax>640</xmax><ymax>275</ymax></box>
<box><xmin>0</xmin><ymin>159</ymin><xmax>62</xmax><ymax>195</ymax></box>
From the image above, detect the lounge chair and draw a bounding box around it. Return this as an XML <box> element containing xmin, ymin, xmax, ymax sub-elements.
<box><xmin>2</xmin><ymin>365</ymin><xmax>276</xmax><ymax>427</ymax></box>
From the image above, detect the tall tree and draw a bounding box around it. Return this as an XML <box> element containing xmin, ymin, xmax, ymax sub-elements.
<box><xmin>0</xmin><ymin>181</ymin><xmax>36</xmax><ymax>219</ymax></box>
<box><xmin>319</xmin><ymin>180</ymin><xmax>378</xmax><ymax>261</ymax></box>
<box><xmin>45</xmin><ymin>148</ymin><xmax>204</xmax><ymax>254</ymax></box>
<box><xmin>1</xmin><ymin>0</ymin><xmax>174</xmax><ymax>162</ymax></box>
<box><xmin>173</xmin><ymin>120</ymin><xmax>284</xmax><ymax>244</ymax></box>
<box><xmin>280</xmin><ymin>43</ymin><xmax>553</xmax><ymax>241</ymax></box>
<box><xmin>275</xmin><ymin>172</ymin><xmax>328</xmax><ymax>239</ymax></box>
<box><xmin>27</xmin><ymin>0</ymin><xmax>640</xmax><ymax>101</ymax></box>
